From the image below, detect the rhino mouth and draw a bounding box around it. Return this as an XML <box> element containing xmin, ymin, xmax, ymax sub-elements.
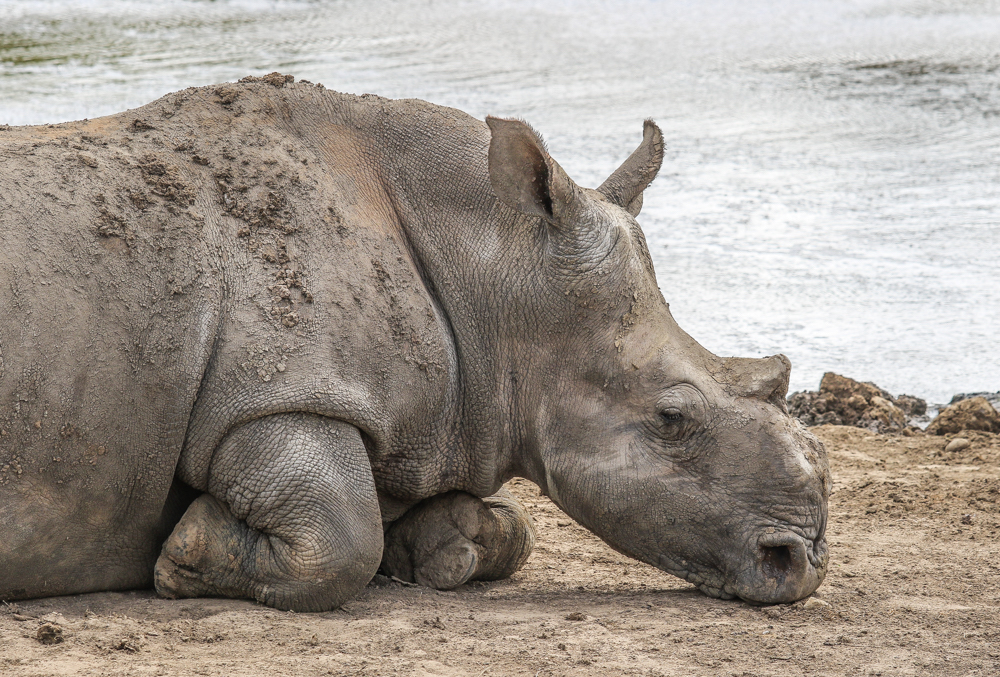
<box><xmin>656</xmin><ymin>528</ymin><xmax>829</xmax><ymax>604</ymax></box>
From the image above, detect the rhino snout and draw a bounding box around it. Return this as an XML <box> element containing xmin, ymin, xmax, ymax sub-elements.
<box><xmin>737</xmin><ymin>530</ymin><xmax>829</xmax><ymax>604</ymax></box>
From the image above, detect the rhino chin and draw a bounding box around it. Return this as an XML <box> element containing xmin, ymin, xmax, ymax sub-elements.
<box><xmin>653</xmin><ymin>553</ymin><xmax>736</xmax><ymax>600</ymax></box>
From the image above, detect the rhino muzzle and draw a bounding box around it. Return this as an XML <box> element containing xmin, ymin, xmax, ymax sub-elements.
<box><xmin>656</xmin><ymin>527</ymin><xmax>828</xmax><ymax>604</ymax></box>
<box><xmin>740</xmin><ymin>530</ymin><xmax>829</xmax><ymax>603</ymax></box>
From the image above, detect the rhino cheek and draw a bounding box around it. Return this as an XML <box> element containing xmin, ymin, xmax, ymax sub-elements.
<box><xmin>546</xmin><ymin>456</ymin><xmax>713</xmax><ymax>576</ymax></box>
<box><xmin>719</xmin><ymin>429</ymin><xmax>829</xmax><ymax>602</ymax></box>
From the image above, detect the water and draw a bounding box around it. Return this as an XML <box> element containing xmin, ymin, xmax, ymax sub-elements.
<box><xmin>2</xmin><ymin>0</ymin><xmax>998</xmax><ymax>404</ymax></box>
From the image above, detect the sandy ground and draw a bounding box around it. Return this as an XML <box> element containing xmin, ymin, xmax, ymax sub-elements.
<box><xmin>2</xmin><ymin>425</ymin><xmax>999</xmax><ymax>677</ymax></box>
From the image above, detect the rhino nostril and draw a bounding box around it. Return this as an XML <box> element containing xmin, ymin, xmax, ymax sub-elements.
<box><xmin>760</xmin><ymin>544</ymin><xmax>793</xmax><ymax>578</ymax></box>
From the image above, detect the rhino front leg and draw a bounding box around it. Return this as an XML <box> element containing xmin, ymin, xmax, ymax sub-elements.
<box><xmin>154</xmin><ymin>413</ymin><xmax>382</xmax><ymax>612</ymax></box>
<box><xmin>381</xmin><ymin>488</ymin><xmax>536</xmax><ymax>589</ymax></box>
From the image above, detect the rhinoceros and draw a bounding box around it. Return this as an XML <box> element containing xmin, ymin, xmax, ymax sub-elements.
<box><xmin>0</xmin><ymin>74</ymin><xmax>829</xmax><ymax>612</ymax></box>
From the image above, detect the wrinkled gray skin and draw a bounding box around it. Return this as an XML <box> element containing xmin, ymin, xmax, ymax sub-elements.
<box><xmin>0</xmin><ymin>76</ymin><xmax>829</xmax><ymax>612</ymax></box>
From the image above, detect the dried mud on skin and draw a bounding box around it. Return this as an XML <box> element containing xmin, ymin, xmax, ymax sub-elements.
<box><xmin>2</xmin><ymin>426</ymin><xmax>999</xmax><ymax>677</ymax></box>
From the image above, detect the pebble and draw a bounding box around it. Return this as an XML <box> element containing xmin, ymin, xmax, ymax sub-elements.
<box><xmin>945</xmin><ymin>438</ymin><xmax>971</xmax><ymax>453</ymax></box>
<box><xmin>802</xmin><ymin>597</ymin><xmax>831</xmax><ymax>610</ymax></box>
<box><xmin>36</xmin><ymin>623</ymin><xmax>64</xmax><ymax>645</ymax></box>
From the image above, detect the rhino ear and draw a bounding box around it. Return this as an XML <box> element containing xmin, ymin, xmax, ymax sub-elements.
<box><xmin>486</xmin><ymin>116</ymin><xmax>578</xmax><ymax>222</ymax></box>
<box><xmin>597</xmin><ymin>119</ymin><xmax>664</xmax><ymax>217</ymax></box>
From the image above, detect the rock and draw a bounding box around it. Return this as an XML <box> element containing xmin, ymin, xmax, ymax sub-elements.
<box><xmin>815</xmin><ymin>410</ymin><xmax>842</xmax><ymax>426</ymax></box>
<box><xmin>861</xmin><ymin>396</ymin><xmax>907</xmax><ymax>431</ymax></box>
<box><xmin>945</xmin><ymin>438</ymin><xmax>971</xmax><ymax>453</ymax></box>
<box><xmin>787</xmin><ymin>372</ymin><xmax>909</xmax><ymax>432</ymax></box>
<box><xmin>949</xmin><ymin>391</ymin><xmax>1000</xmax><ymax>411</ymax></box>
<box><xmin>801</xmin><ymin>597</ymin><xmax>830</xmax><ymax>610</ymax></box>
<box><xmin>819</xmin><ymin>373</ymin><xmax>886</xmax><ymax>404</ymax></box>
<box><xmin>895</xmin><ymin>394</ymin><xmax>927</xmax><ymax>417</ymax></box>
<box><xmin>926</xmin><ymin>397</ymin><xmax>1000</xmax><ymax>435</ymax></box>
<box><xmin>36</xmin><ymin>622</ymin><xmax>64</xmax><ymax>645</ymax></box>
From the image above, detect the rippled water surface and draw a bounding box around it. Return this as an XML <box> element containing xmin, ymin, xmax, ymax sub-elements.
<box><xmin>2</xmin><ymin>0</ymin><xmax>998</xmax><ymax>403</ymax></box>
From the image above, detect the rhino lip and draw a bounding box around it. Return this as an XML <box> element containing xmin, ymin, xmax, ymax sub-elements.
<box><xmin>653</xmin><ymin>528</ymin><xmax>828</xmax><ymax>604</ymax></box>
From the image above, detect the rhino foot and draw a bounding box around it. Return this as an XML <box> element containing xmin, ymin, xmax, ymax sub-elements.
<box><xmin>155</xmin><ymin>554</ymin><xmax>204</xmax><ymax>600</ymax></box>
<box><xmin>155</xmin><ymin>414</ymin><xmax>383</xmax><ymax>612</ymax></box>
<box><xmin>154</xmin><ymin>494</ymin><xmax>228</xmax><ymax>600</ymax></box>
<box><xmin>381</xmin><ymin>488</ymin><xmax>535</xmax><ymax>589</ymax></box>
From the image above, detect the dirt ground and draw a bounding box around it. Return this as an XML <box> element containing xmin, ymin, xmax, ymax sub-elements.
<box><xmin>2</xmin><ymin>425</ymin><xmax>998</xmax><ymax>677</ymax></box>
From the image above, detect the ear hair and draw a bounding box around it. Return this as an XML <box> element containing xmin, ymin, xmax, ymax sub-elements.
<box><xmin>597</xmin><ymin>119</ymin><xmax>664</xmax><ymax>216</ymax></box>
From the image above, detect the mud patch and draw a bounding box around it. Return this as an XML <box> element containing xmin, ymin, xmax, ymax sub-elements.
<box><xmin>240</xmin><ymin>72</ymin><xmax>295</xmax><ymax>89</ymax></box>
<box><xmin>93</xmin><ymin>193</ymin><xmax>132</xmax><ymax>243</ymax></box>
<box><xmin>137</xmin><ymin>153</ymin><xmax>193</xmax><ymax>204</ymax></box>
<box><xmin>267</xmin><ymin>267</ymin><xmax>313</xmax><ymax>330</ymax></box>
<box><xmin>370</xmin><ymin>258</ymin><xmax>444</xmax><ymax>376</ymax></box>
<box><xmin>239</xmin><ymin>342</ymin><xmax>298</xmax><ymax>383</ymax></box>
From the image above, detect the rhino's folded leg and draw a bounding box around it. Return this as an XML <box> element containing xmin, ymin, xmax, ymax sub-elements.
<box><xmin>380</xmin><ymin>488</ymin><xmax>535</xmax><ymax>590</ymax></box>
<box><xmin>154</xmin><ymin>413</ymin><xmax>382</xmax><ymax>612</ymax></box>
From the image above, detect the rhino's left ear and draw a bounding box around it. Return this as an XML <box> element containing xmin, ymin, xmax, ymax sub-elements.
<box><xmin>597</xmin><ymin>119</ymin><xmax>664</xmax><ymax>217</ymax></box>
<box><xmin>486</xmin><ymin>116</ymin><xmax>579</xmax><ymax>223</ymax></box>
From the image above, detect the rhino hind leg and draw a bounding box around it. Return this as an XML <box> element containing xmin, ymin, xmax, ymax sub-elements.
<box><xmin>154</xmin><ymin>413</ymin><xmax>382</xmax><ymax>612</ymax></box>
<box><xmin>381</xmin><ymin>488</ymin><xmax>536</xmax><ymax>589</ymax></box>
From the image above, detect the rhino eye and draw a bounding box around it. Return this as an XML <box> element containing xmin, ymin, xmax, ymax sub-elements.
<box><xmin>655</xmin><ymin>384</ymin><xmax>705</xmax><ymax>445</ymax></box>
<box><xmin>661</xmin><ymin>409</ymin><xmax>683</xmax><ymax>423</ymax></box>
<box><xmin>658</xmin><ymin>409</ymin><xmax>690</xmax><ymax>441</ymax></box>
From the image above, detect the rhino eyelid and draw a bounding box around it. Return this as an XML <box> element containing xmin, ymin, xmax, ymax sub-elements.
<box><xmin>660</xmin><ymin>409</ymin><xmax>683</xmax><ymax>422</ymax></box>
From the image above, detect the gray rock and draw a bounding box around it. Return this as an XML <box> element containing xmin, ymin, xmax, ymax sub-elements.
<box><xmin>945</xmin><ymin>438</ymin><xmax>971</xmax><ymax>453</ymax></box>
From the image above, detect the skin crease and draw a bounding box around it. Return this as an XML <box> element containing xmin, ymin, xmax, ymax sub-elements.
<box><xmin>0</xmin><ymin>76</ymin><xmax>828</xmax><ymax>612</ymax></box>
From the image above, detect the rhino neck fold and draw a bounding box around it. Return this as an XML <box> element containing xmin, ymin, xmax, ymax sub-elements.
<box><xmin>352</xmin><ymin>100</ymin><xmax>534</xmax><ymax>496</ymax></box>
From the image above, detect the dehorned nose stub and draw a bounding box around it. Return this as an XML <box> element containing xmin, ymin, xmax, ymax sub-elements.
<box><xmin>711</xmin><ymin>354</ymin><xmax>791</xmax><ymax>408</ymax></box>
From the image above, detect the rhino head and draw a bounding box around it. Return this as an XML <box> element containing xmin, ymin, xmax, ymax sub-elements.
<box><xmin>486</xmin><ymin>117</ymin><xmax>829</xmax><ymax>603</ymax></box>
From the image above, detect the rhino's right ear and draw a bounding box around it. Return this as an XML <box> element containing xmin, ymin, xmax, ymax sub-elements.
<box><xmin>486</xmin><ymin>116</ymin><xmax>578</xmax><ymax>222</ymax></box>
